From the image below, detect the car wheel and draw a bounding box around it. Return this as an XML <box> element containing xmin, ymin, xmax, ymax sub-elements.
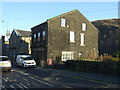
<box><xmin>16</xmin><ymin>63</ymin><xmax>19</xmax><ymax>67</ymax></box>
<box><xmin>33</xmin><ymin>66</ymin><xmax>36</xmax><ymax>68</ymax></box>
<box><xmin>22</xmin><ymin>64</ymin><xmax>25</xmax><ymax>68</ymax></box>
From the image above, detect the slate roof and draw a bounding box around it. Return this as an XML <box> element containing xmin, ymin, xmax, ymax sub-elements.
<box><xmin>14</xmin><ymin>29</ymin><xmax>31</xmax><ymax>37</ymax></box>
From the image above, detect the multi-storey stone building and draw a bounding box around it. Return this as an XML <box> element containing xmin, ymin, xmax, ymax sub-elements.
<box><xmin>31</xmin><ymin>10</ymin><xmax>98</xmax><ymax>66</ymax></box>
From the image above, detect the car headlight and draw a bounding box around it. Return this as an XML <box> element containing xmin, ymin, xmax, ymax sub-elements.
<box><xmin>32</xmin><ymin>62</ymin><xmax>35</xmax><ymax>64</ymax></box>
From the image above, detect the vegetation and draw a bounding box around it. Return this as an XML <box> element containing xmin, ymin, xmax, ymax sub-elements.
<box><xmin>51</xmin><ymin>55</ymin><xmax>119</xmax><ymax>75</ymax></box>
<box><xmin>63</xmin><ymin>60</ymin><xmax>119</xmax><ymax>75</ymax></box>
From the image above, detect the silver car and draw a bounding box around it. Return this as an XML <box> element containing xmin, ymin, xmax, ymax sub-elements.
<box><xmin>0</xmin><ymin>56</ymin><xmax>12</xmax><ymax>72</ymax></box>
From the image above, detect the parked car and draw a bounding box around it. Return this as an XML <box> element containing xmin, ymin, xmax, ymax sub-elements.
<box><xmin>0</xmin><ymin>56</ymin><xmax>12</xmax><ymax>72</ymax></box>
<box><xmin>16</xmin><ymin>55</ymin><xmax>36</xmax><ymax>68</ymax></box>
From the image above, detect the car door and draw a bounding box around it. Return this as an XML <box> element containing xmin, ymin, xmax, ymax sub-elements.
<box><xmin>19</xmin><ymin>57</ymin><xmax>23</xmax><ymax>66</ymax></box>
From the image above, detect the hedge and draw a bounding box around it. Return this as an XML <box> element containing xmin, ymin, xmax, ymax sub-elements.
<box><xmin>63</xmin><ymin>60</ymin><xmax>119</xmax><ymax>75</ymax></box>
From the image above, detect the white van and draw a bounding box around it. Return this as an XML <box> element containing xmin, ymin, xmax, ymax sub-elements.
<box><xmin>16</xmin><ymin>55</ymin><xmax>36</xmax><ymax>68</ymax></box>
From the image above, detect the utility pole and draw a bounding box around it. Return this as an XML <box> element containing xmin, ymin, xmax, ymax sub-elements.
<box><xmin>2</xmin><ymin>20</ymin><xmax>9</xmax><ymax>33</ymax></box>
<box><xmin>1</xmin><ymin>20</ymin><xmax>10</xmax><ymax>57</ymax></box>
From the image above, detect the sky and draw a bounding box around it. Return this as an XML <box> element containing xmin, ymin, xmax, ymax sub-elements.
<box><xmin>0</xmin><ymin>2</ymin><xmax>119</xmax><ymax>37</ymax></box>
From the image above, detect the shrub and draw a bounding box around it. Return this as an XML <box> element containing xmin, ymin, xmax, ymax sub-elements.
<box><xmin>64</xmin><ymin>60</ymin><xmax>119</xmax><ymax>75</ymax></box>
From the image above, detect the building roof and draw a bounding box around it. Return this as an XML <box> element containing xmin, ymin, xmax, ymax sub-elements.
<box><xmin>32</xmin><ymin>9</ymin><xmax>98</xmax><ymax>31</ymax></box>
<box><xmin>14</xmin><ymin>29</ymin><xmax>31</xmax><ymax>37</ymax></box>
<box><xmin>32</xmin><ymin>9</ymin><xmax>80</xmax><ymax>29</ymax></box>
<box><xmin>48</xmin><ymin>9</ymin><xmax>80</xmax><ymax>21</ymax></box>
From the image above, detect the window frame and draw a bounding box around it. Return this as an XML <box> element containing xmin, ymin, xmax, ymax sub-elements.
<box><xmin>80</xmin><ymin>33</ymin><xmax>85</xmax><ymax>46</ymax></box>
<box><xmin>42</xmin><ymin>31</ymin><xmax>46</xmax><ymax>40</ymax></box>
<box><xmin>62</xmin><ymin>51</ymin><xmax>74</xmax><ymax>61</ymax></box>
<box><xmin>82</xmin><ymin>23</ymin><xmax>86</xmax><ymax>31</ymax></box>
<box><xmin>38</xmin><ymin>32</ymin><xmax>40</xmax><ymax>41</ymax></box>
<box><xmin>33</xmin><ymin>33</ymin><xmax>36</xmax><ymax>42</ymax></box>
<box><xmin>70</xmin><ymin>31</ymin><xmax>75</xmax><ymax>43</ymax></box>
<box><xmin>61</xmin><ymin>18</ymin><xmax>66</xmax><ymax>27</ymax></box>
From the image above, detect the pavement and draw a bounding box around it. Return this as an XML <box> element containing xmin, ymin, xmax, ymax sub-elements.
<box><xmin>35</xmin><ymin>66</ymin><xmax>120</xmax><ymax>85</ymax></box>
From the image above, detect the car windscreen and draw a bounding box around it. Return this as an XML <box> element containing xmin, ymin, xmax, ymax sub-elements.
<box><xmin>21</xmin><ymin>57</ymin><xmax>33</xmax><ymax>60</ymax></box>
<box><xmin>0</xmin><ymin>57</ymin><xmax>9</xmax><ymax>61</ymax></box>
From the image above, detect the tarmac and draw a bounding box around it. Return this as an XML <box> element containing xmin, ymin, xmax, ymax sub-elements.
<box><xmin>36</xmin><ymin>66</ymin><xmax>120</xmax><ymax>86</ymax></box>
<box><xmin>12</xmin><ymin>61</ymin><xmax>120</xmax><ymax>87</ymax></box>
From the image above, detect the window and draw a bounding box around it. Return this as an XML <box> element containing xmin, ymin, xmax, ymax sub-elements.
<box><xmin>62</xmin><ymin>51</ymin><xmax>74</xmax><ymax>61</ymax></box>
<box><xmin>80</xmin><ymin>33</ymin><xmax>85</xmax><ymax>46</ymax></box>
<box><xmin>61</xmin><ymin>18</ymin><xmax>66</xmax><ymax>27</ymax></box>
<box><xmin>43</xmin><ymin>31</ymin><xmax>45</xmax><ymax>40</ymax></box>
<box><xmin>34</xmin><ymin>34</ymin><xmax>36</xmax><ymax>38</ymax></box>
<box><xmin>33</xmin><ymin>34</ymin><xmax>36</xmax><ymax>42</ymax></box>
<box><xmin>85</xmin><ymin>51</ymin><xmax>89</xmax><ymax>58</ymax></box>
<box><xmin>43</xmin><ymin>31</ymin><xmax>45</xmax><ymax>36</ymax></box>
<box><xmin>70</xmin><ymin>31</ymin><xmax>75</xmax><ymax>42</ymax></box>
<box><xmin>38</xmin><ymin>32</ymin><xmax>40</xmax><ymax>41</ymax></box>
<box><xmin>82</xmin><ymin>23</ymin><xmax>86</xmax><ymax>31</ymax></box>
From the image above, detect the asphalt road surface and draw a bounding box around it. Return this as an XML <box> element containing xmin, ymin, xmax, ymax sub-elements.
<box><xmin>1</xmin><ymin>65</ymin><xmax>119</xmax><ymax>89</ymax></box>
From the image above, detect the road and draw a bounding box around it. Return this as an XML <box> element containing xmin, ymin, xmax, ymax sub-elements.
<box><xmin>1</xmin><ymin>65</ymin><xmax>119</xmax><ymax>89</ymax></box>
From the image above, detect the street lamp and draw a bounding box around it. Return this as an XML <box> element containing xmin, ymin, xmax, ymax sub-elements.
<box><xmin>2</xmin><ymin>20</ymin><xmax>10</xmax><ymax>36</ymax></box>
<box><xmin>2</xmin><ymin>20</ymin><xmax>9</xmax><ymax>31</ymax></box>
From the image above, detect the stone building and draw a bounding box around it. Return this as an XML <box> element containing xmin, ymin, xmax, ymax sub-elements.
<box><xmin>1</xmin><ymin>31</ymin><xmax>10</xmax><ymax>56</ymax></box>
<box><xmin>31</xmin><ymin>10</ymin><xmax>98</xmax><ymax>66</ymax></box>
<box><xmin>9</xmin><ymin>29</ymin><xmax>31</xmax><ymax>61</ymax></box>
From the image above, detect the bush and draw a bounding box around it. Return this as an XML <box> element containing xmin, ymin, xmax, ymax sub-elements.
<box><xmin>113</xmin><ymin>51</ymin><xmax>120</xmax><ymax>57</ymax></box>
<box><xmin>64</xmin><ymin>60</ymin><xmax>119</xmax><ymax>75</ymax></box>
